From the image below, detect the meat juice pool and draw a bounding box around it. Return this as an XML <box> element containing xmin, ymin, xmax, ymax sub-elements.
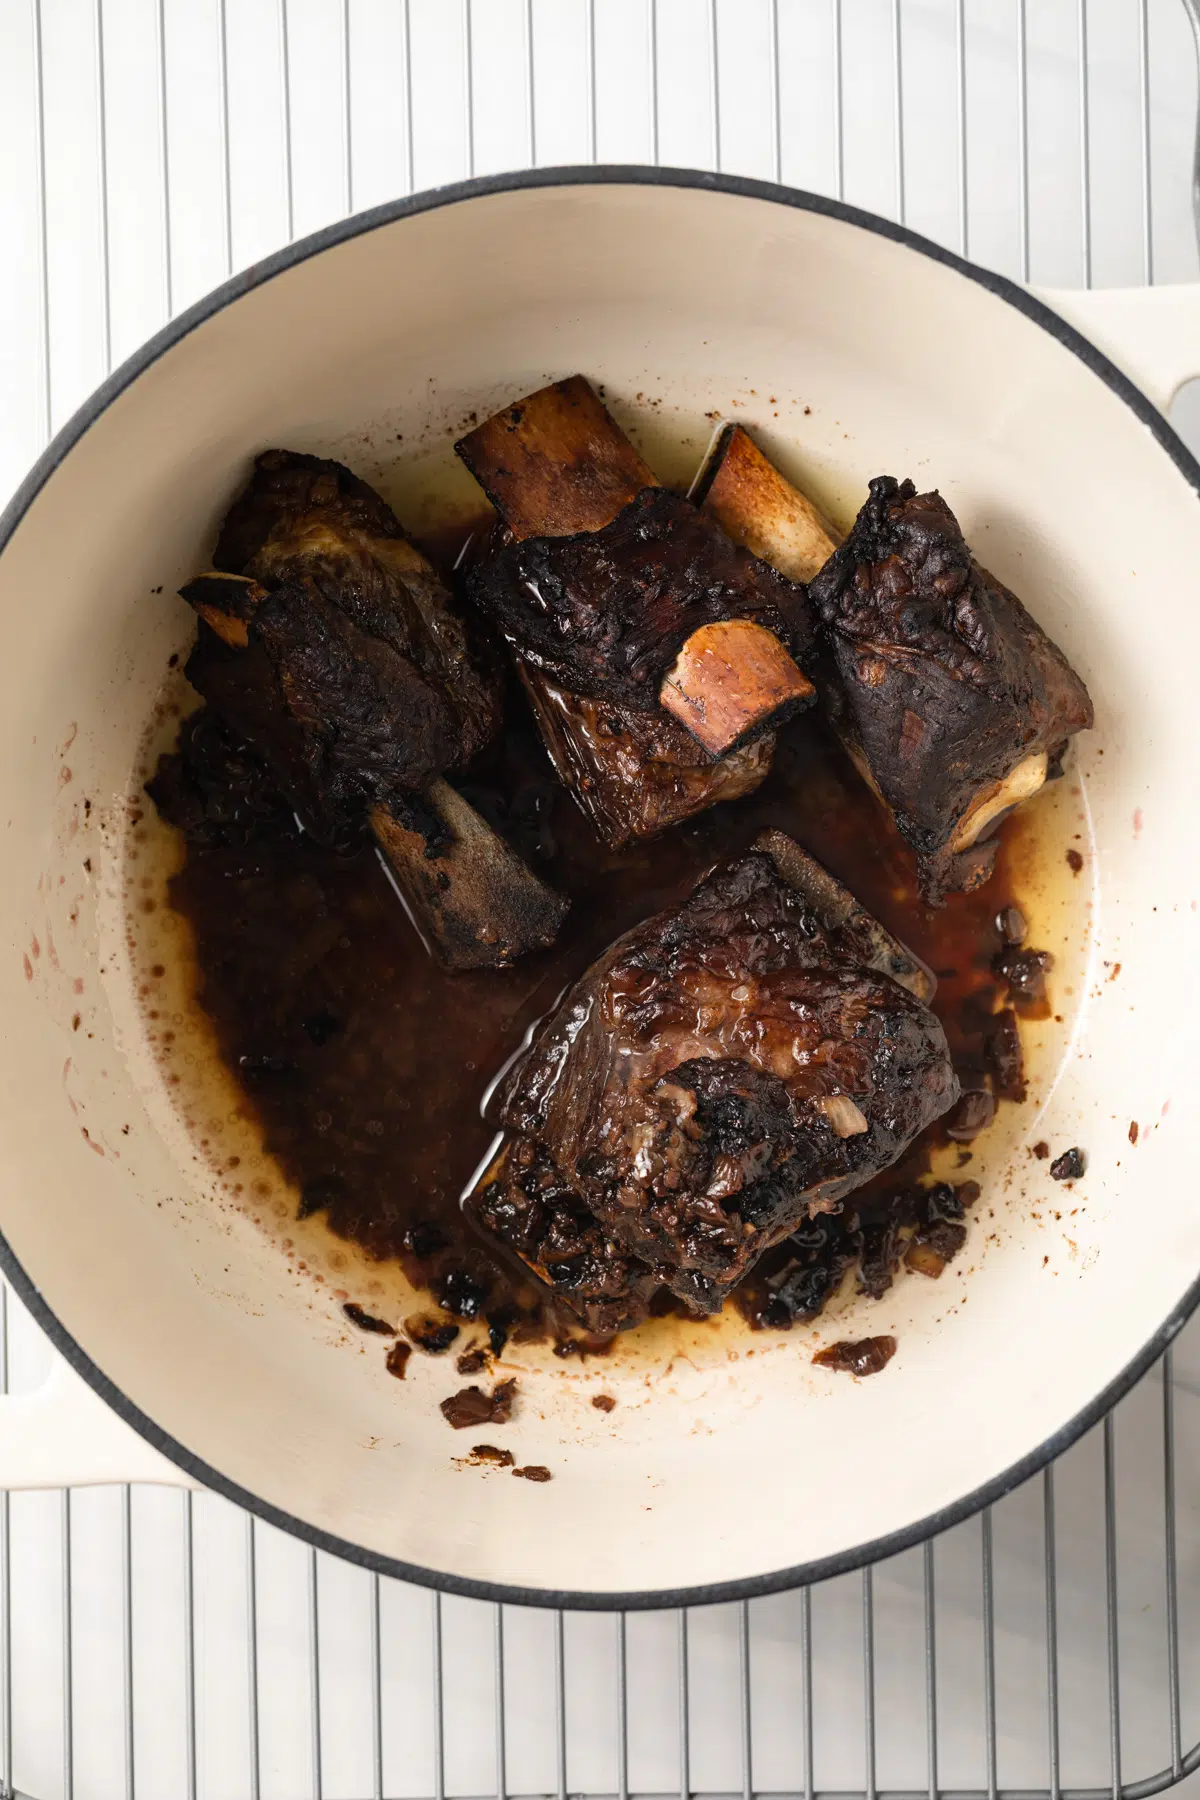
<box><xmin>123</xmin><ymin>513</ymin><xmax>1094</xmax><ymax>1374</ymax></box>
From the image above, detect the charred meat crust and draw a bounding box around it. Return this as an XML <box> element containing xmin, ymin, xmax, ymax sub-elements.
<box><xmin>467</xmin><ymin>1140</ymin><xmax>663</xmax><ymax>1335</ymax></box>
<box><xmin>214</xmin><ymin>448</ymin><xmax>501</xmax><ymax>765</ymax></box>
<box><xmin>259</xmin><ymin>586</ymin><xmax>461</xmax><ymax>812</ymax></box>
<box><xmin>144</xmin><ymin>707</ymin><xmax>299</xmax><ymax>851</ymax></box>
<box><xmin>744</xmin><ymin>1178</ymin><xmax>978</xmax><ymax>1329</ymax></box>
<box><xmin>180</xmin><ymin>455</ymin><xmax>568</xmax><ymax>969</ymax></box>
<box><xmin>215</xmin><ymin>447</ymin><xmax>406</xmax><ymax>571</ymax></box>
<box><xmin>181</xmin><ymin>621</ymin><xmax>347</xmax><ymax>843</ymax></box>
<box><xmin>520</xmin><ymin>668</ymin><xmax>774</xmax><ymax>849</ymax></box>
<box><xmin>183</xmin><ymin>608</ymin><xmax>460</xmax><ymax>847</ymax></box>
<box><xmin>751</xmin><ymin>828</ymin><xmax>935</xmax><ymax>1003</ymax></box>
<box><xmin>466</xmin><ymin>487</ymin><xmax>814</xmax><ymax>722</ymax></box>
<box><xmin>496</xmin><ymin>850</ymin><xmax>959</xmax><ymax>1311</ymax></box>
<box><xmin>808</xmin><ymin>476</ymin><xmax>1093</xmax><ymax>900</ymax></box>
<box><xmin>813</xmin><ymin>1334</ymin><xmax>896</xmax><ymax>1376</ymax></box>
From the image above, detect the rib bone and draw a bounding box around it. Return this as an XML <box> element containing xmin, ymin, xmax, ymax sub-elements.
<box><xmin>178</xmin><ymin>571</ymin><xmax>567</xmax><ymax>970</ymax></box>
<box><xmin>458</xmin><ymin>378</ymin><xmax>812</xmax><ymax>757</ymax></box>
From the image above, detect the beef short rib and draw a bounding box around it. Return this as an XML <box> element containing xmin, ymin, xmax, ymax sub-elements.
<box><xmin>465</xmin><ymin>1139</ymin><xmax>665</xmax><ymax>1335</ymax></box>
<box><xmin>520</xmin><ymin>668</ymin><xmax>774</xmax><ymax>850</ymax></box>
<box><xmin>493</xmin><ymin>841</ymin><xmax>958</xmax><ymax>1313</ymax></box>
<box><xmin>456</xmin><ymin>379</ymin><xmax>812</xmax><ymax>836</ymax></box>
<box><xmin>467</xmin><ymin>485</ymin><xmax>813</xmax><ymax>740</ymax></box>
<box><xmin>808</xmin><ymin>476</ymin><xmax>1093</xmax><ymax>901</ymax></box>
<box><xmin>174</xmin><ymin>453</ymin><xmax>567</xmax><ymax>968</ymax></box>
<box><xmin>215</xmin><ymin>447</ymin><xmax>499</xmax><ymax>763</ymax></box>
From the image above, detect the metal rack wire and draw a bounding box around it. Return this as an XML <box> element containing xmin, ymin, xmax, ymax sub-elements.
<box><xmin>2</xmin><ymin>3</ymin><xmax>1200</xmax><ymax>1797</ymax></box>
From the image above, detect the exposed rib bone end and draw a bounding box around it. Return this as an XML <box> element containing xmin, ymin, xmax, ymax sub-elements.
<box><xmin>455</xmin><ymin>375</ymin><xmax>658</xmax><ymax>540</ymax></box>
<box><xmin>948</xmin><ymin>751</ymin><xmax>1050</xmax><ymax>852</ymax></box>
<box><xmin>179</xmin><ymin>572</ymin><xmax>268</xmax><ymax>649</ymax></box>
<box><xmin>371</xmin><ymin>779</ymin><xmax>569</xmax><ymax>972</ymax></box>
<box><xmin>921</xmin><ymin>755</ymin><xmax>1048</xmax><ymax>902</ymax></box>
<box><xmin>660</xmin><ymin>618</ymin><xmax>815</xmax><ymax>756</ymax></box>
<box><xmin>693</xmin><ymin>423</ymin><xmax>841</xmax><ymax>580</ymax></box>
<box><xmin>179</xmin><ymin>572</ymin><xmax>566</xmax><ymax>971</ymax></box>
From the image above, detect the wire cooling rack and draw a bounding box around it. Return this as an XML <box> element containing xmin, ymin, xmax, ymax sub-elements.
<box><xmin>3</xmin><ymin>2</ymin><xmax>1200</xmax><ymax>1797</ymax></box>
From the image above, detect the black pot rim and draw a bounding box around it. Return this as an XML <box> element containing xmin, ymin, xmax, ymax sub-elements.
<box><xmin>2</xmin><ymin>162</ymin><xmax>1197</xmax><ymax>1614</ymax></box>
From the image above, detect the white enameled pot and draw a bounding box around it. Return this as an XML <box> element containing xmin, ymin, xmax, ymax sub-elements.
<box><xmin>1</xmin><ymin>169</ymin><xmax>1199</xmax><ymax>1609</ymax></box>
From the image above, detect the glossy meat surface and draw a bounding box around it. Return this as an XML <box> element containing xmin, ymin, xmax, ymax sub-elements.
<box><xmin>467</xmin><ymin>487</ymin><xmax>813</xmax><ymax>715</ymax></box>
<box><xmin>496</xmin><ymin>850</ymin><xmax>959</xmax><ymax>1310</ymax></box>
<box><xmin>467</xmin><ymin>1140</ymin><xmax>664</xmax><ymax>1335</ymax></box>
<box><xmin>521</xmin><ymin>669</ymin><xmax>773</xmax><ymax>848</ymax></box>
<box><xmin>808</xmin><ymin>476</ymin><xmax>1093</xmax><ymax>900</ymax></box>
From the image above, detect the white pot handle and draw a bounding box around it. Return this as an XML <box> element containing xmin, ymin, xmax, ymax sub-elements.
<box><xmin>1034</xmin><ymin>281</ymin><xmax>1200</xmax><ymax>413</ymax></box>
<box><xmin>0</xmin><ymin>1355</ymin><xmax>194</xmax><ymax>1489</ymax></box>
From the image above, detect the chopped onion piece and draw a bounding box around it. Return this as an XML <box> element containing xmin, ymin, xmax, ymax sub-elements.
<box><xmin>816</xmin><ymin>1095</ymin><xmax>870</xmax><ymax>1138</ymax></box>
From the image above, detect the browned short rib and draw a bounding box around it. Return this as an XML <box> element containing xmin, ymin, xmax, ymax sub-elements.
<box><xmin>696</xmin><ymin>425</ymin><xmax>1092</xmax><ymax>902</ymax></box>
<box><xmin>456</xmin><ymin>379</ymin><xmax>816</xmax><ymax>840</ymax></box>
<box><xmin>178</xmin><ymin>556</ymin><xmax>565</xmax><ymax>970</ymax></box>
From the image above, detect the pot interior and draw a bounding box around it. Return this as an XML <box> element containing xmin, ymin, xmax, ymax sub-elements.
<box><xmin>1</xmin><ymin>178</ymin><xmax>1196</xmax><ymax>1601</ymax></box>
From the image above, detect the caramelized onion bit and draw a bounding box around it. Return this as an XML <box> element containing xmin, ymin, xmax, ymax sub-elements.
<box><xmin>815</xmin><ymin>1095</ymin><xmax>869</xmax><ymax>1138</ymax></box>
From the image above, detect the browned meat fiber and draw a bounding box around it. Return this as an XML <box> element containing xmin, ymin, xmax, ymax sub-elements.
<box><xmin>343</xmin><ymin>1302</ymin><xmax>394</xmax><ymax>1334</ymax></box>
<box><xmin>519</xmin><ymin>668</ymin><xmax>775</xmax><ymax>849</ymax></box>
<box><xmin>813</xmin><ymin>1335</ymin><xmax>897</xmax><ymax>1377</ymax></box>
<box><xmin>441</xmin><ymin>1378</ymin><xmax>518</xmax><ymax>1430</ymax></box>
<box><xmin>489</xmin><ymin>847</ymin><xmax>958</xmax><ymax>1317</ymax></box>
<box><xmin>186</xmin><ymin>588</ymin><xmax>464</xmax><ymax>843</ymax></box>
<box><xmin>191</xmin><ymin>450</ymin><xmax>501</xmax><ymax>845</ymax></box>
<box><xmin>216</xmin><ymin>448</ymin><xmax>499</xmax><ymax>761</ymax></box>
<box><xmin>736</xmin><ymin>1179</ymin><xmax>978</xmax><ymax>1330</ymax></box>
<box><xmin>165</xmin><ymin>450</ymin><xmax>568</xmax><ymax>971</ymax></box>
<box><xmin>808</xmin><ymin>477</ymin><xmax>1092</xmax><ymax>902</ymax></box>
<box><xmin>467</xmin><ymin>1138</ymin><xmax>666</xmax><ymax>1335</ymax></box>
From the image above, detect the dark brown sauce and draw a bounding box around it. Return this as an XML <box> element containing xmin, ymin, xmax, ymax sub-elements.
<box><xmin>155</xmin><ymin>519</ymin><xmax>1037</xmax><ymax>1346</ymax></box>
